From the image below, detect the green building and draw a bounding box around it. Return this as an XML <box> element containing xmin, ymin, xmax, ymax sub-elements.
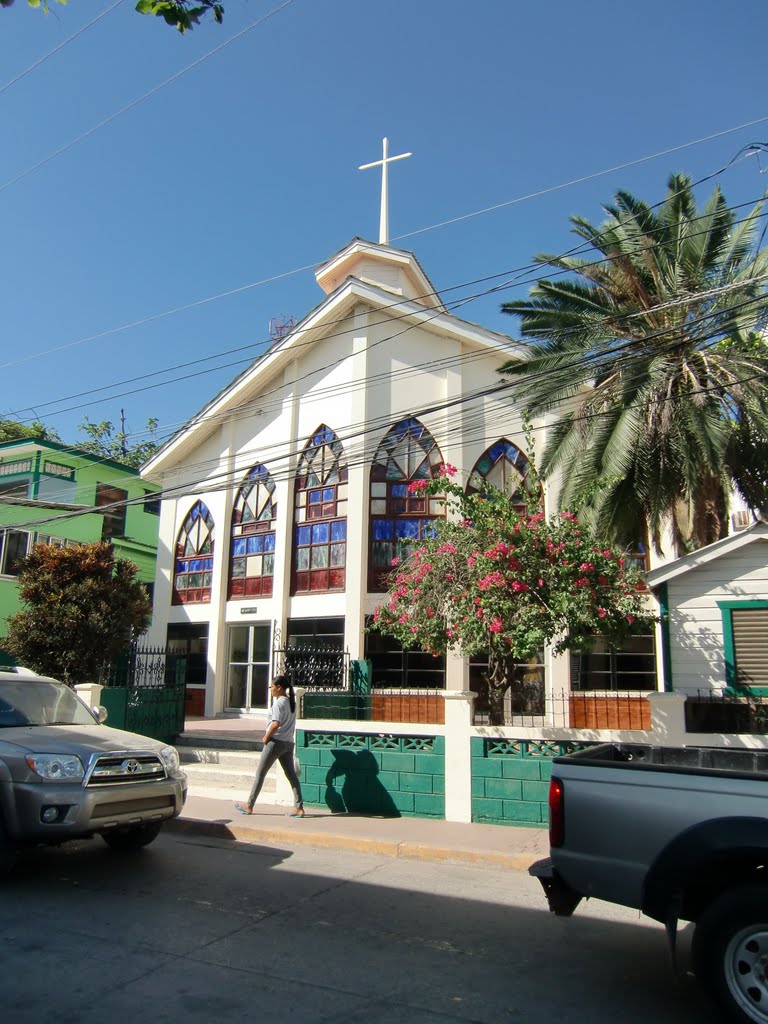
<box><xmin>0</xmin><ymin>438</ymin><xmax>161</xmax><ymax>665</ymax></box>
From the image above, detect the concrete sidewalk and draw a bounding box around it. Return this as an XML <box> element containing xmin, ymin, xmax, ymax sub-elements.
<box><xmin>168</xmin><ymin>793</ymin><xmax>549</xmax><ymax>872</ymax></box>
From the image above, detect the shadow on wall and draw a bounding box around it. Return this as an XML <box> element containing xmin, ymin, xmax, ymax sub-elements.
<box><xmin>324</xmin><ymin>750</ymin><xmax>400</xmax><ymax>818</ymax></box>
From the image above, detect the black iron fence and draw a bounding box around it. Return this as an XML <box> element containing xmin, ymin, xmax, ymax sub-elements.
<box><xmin>101</xmin><ymin>645</ymin><xmax>187</xmax><ymax>743</ymax></box>
<box><xmin>684</xmin><ymin>690</ymin><xmax>768</xmax><ymax>735</ymax></box>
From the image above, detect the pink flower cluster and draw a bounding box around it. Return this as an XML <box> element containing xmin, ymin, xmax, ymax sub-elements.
<box><xmin>438</xmin><ymin>463</ymin><xmax>458</xmax><ymax>477</ymax></box>
<box><xmin>407</xmin><ymin>479</ymin><xmax>429</xmax><ymax>494</ymax></box>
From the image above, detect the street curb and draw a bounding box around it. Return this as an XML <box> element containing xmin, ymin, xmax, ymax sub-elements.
<box><xmin>166</xmin><ymin>816</ymin><xmax>535</xmax><ymax>872</ymax></box>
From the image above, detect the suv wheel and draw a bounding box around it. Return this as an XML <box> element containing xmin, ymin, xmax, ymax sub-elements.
<box><xmin>102</xmin><ymin>822</ymin><xmax>163</xmax><ymax>852</ymax></box>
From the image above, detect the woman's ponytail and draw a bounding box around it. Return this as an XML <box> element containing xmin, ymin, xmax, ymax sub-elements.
<box><xmin>287</xmin><ymin>681</ymin><xmax>296</xmax><ymax>713</ymax></box>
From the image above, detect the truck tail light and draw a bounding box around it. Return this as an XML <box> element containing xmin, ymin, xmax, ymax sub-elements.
<box><xmin>549</xmin><ymin>776</ymin><xmax>564</xmax><ymax>847</ymax></box>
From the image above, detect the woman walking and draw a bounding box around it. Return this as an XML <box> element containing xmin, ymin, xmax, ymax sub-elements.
<box><xmin>235</xmin><ymin>675</ymin><xmax>304</xmax><ymax>817</ymax></box>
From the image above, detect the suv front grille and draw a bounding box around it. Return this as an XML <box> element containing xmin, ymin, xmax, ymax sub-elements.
<box><xmin>86</xmin><ymin>752</ymin><xmax>166</xmax><ymax>786</ymax></box>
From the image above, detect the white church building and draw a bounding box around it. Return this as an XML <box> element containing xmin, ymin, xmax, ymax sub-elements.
<box><xmin>141</xmin><ymin>230</ymin><xmax>560</xmax><ymax>718</ymax></box>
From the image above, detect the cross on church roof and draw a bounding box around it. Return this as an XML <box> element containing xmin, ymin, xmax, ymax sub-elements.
<box><xmin>358</xmin><ymin>137</ymin><xmax>412</xmax><ymax>245</ymax></box>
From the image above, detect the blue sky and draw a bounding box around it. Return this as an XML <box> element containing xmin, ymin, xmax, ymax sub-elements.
<box><xmin>1</xmin><ymin>0</ymin><xmax>766</xmax><ymax>452</ymax></box>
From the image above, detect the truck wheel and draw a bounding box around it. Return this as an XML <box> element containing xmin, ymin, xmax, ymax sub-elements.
<box><xmin>102</xmin><ymin>822</ymin><xmax>162</xmax><ymax>852</ymax></box>
<box><xmin>692</xmin><ymin>885</ymin><xmax>768</xmax><ymax>1024</ymax></box>
<box><xmin>0</xmin><ymin>815</ymin><xmax>17</xmax><ymax>877</ymax></box>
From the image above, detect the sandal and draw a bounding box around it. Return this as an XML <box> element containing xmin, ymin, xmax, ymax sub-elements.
<box><xmin>234</xmin><ymin>802</ymin><xmax>253</xmax><ymax>815</ymax></box>
<box><xmin>290</xmin><ymin>809</ymin><xmax>305</xmax><ymax>818</ymax></box>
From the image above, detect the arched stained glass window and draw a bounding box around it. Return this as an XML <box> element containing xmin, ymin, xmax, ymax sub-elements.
<box><xmin>229</xmin><ymin>464</ymin><xmax>276</xmax><ymax>599</ymax></box>
<box><xmin>173</xmin><ymin>501</ymin><xmax>214</xmax><ymax>605</ymax></box>
<box><xmin>292</xmin><ymin>425</ymin><xmax>348</xmax><ymax>594</ymax></box>
<box><xmin>368</xmin><ymin>417</ymin><xmax>445</xmax><ymax>592</ymax></box>
<box><xmin>466</xmin><ymin>438</ymin><xmax>532</xmax><ymax>513</ymax></box>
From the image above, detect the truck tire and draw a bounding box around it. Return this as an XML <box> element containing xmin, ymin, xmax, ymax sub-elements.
<box><xmin>0</xmin><ymin>814</ymin><xmax>18</xmax><ymax>878</ymax></box>
<box><xmin>692</xmin><ymin>885</ymin><xmax>768</xmax><ymax>1024</ymax></box>
<box><xmin>102</xmin><ymin>822</ymin><xmax>163</xmax><ymax>852</ymax></box>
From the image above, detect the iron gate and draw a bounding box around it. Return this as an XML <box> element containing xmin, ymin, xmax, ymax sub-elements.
<box><xmin>272</xmin><ymin>626</ymin><xmax>349</xmax><ymax>690</ymax></box>
<box><xmin>100</xmin><ymin>645</ymin><xmax>187</xmax><ymax>743</ymax></box>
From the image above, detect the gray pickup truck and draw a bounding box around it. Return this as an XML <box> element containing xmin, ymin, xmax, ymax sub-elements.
<box><xmin>530</xmin><ymin>742</ymin><xmax>768</xmax><ymax>1024</ymax></box>
<box><xmin>0</xmin><ymin>670</ymin><xmax>187</xmax><ymax>875</ymax></box>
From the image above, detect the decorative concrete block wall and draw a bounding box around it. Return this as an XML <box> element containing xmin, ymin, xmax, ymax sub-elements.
<box><xmin>471</xmin><ymin>737</ymin><xmax>596</xmax><ymax>827</ymax></box>
<box><xmin>296</xmin><ymin>730</ymin><xmax>445</xmax><ymax>818</ymax></box>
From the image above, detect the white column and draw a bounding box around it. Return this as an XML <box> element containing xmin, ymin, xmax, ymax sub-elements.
<box><xmin>443</xmin><ymin>688</ymin><xmax>476</xmax><ymax>823</ymax></box>
<box><xmin>647</xmin><ymin>691</ymin><xmax>687</xmax><ymax>746</ymax></box>
<box><xmin>344</xmin><ymin>308</ymin><xmax>370</xmax><ymax>660</ymax></box>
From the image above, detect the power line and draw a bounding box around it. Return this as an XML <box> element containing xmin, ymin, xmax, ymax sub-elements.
<box><xmin>3</xmin><ymin>121</ymin><xmax>766</xmax><ymax>371</ymax></box>
<box><xmin>0</xmin><ymin>0</ymin><xmax>299</xmax><ymax>196</ymax></box>
<box><xmin>9</xmin><ymin>189</ymin><xmax>767</xmax><ymax>436</ymax></box>
<box><xmin>0</xmin><ymin>0</ymin><xmax>124</xmax><ymax>97</ymax></box>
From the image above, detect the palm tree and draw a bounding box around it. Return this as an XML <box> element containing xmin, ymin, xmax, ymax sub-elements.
<box><xmin>498</xmin><ymin>174</ymin><xmax>768</xmax><ymax>555</ymax></box>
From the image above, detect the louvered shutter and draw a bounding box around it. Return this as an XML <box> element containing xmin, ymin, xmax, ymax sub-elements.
<box><xmin>732</xmin><ymin>609</ymin><xmax>768</xmax><ymax>687</ymax></box>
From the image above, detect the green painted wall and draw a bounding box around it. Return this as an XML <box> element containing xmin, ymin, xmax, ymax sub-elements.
<box><xmin>471</xmin><ymin>737</ymin><xmax>596</xmax><ymax>828</ymax></box>
<box><xmin>0</xmin><ymin>439</ymin><xmax>160</xmax><ymax>643</ymax></box>
<box><xmin>296</xmin><ymin>730</ymin><xmax>445</xmax><ymax>818</ymax></box>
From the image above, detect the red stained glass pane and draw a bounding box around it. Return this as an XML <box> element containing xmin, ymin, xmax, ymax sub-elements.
<box><xmin>245</xmin><ymin>578</ymin><xmax>261</xmax><ymax>596</ymax></box>
<box><xmin>230</xmin><ymin>579</ymin><xmax>245</xmax><ymax>596</ymax></box>
<box><xmin>329</xmin><ymin>568</ymin><xmax>345</xmax><ymax>589</ymax></box>
<box><xmin>310</xmin><ymin>570</ymin><xmax>329</xmax><ymax>591</ymax></box>
<box><xmin>263</xmin><ymin>577</ymin><xmax>273</xmax><ymax>595</ymax></box>
<box><xmin>293</xmin><ymin>571</ymin><xmax>309</xmax><ymax>592</ymax></box>
<box><xmin>201</xmin><ymin>589</ymin><xmax>211</xmax><ymax>602</ymax></box>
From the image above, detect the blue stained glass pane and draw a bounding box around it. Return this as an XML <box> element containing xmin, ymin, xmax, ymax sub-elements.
<box><xmin>264</xmin><ymin>533</ymin><xmax>276</xmax><ymax>552</ymax></box>
<box><xmin>477</xmin><ymin>454</ymin><xmax>493</xmax><ymax>475</ymax></box>
<box><xmin>189</xmin><ymin>558</ymin><xmax>202</xmax><ymax>572</ymax></box>
<box><xmin>191</xmin><ymin>505</ymin><xmax>199</xmax><ymax>520</ymax></box>
<box><xmin>313</xmin><ymin>431</ymin><xmax>324</xmax><ymax>447</ymax></box>
<box><xmin>203</xmin><ymin>558</ymin><xmax>213</xmax><ymax>571</ymax></box>
<box><xmin>297</xmin><ymin>526</ymin><xmax>311</xmax><ymax>546</ymax></box>
<box><xmin>391</xmin><ymin>484</ymin><xmax>407</xmax><ymax>497</ymax></box>
<box><xmin>322</xmin><ymin>487</ymin><xmax>335</xmax><ymax>501</ymax></box>
<box><xmin>488</xmin><ymin>441</ymin><xmax>503</xmax><ymax>463</ymax></box>
<box><xmin>503</xmin><ymin>440</ymin><xmax>518</xmax><ymax>461</ymax></box>
<box><xmin>331</xmin><ymin>520</ymin><xmax>346</xmax><ymax>541</ymax></box>
<box><xmin>309</xmin><ymin>490</ymin><xmax>321</xmax><ymax>503</ymax></box>
<box><xmin>372</xmin><ymin>519</ymin><xmax>393</xmax><ymax>540</ymax></box>
<box><xmin>423</xmin><ymin>521</ymin><xmax>439</xmax><ymax>539</ymax></box>
<box><xmin>312</xmin><ymin>522</ymin><xmax>330</xmax><ymax>544</ymax></box>
<box><xmin>175</xmin><ymin>560</ymin><xmax>188</xmax><ymax>573</ymax></box>
<box><xmin>396</xmin><ymin>519</ymin><xmax>420</xmax><ymax>539</ymax></box>
<box><xmin>232</xmin><ymin>538</ymin><xmax>247</xmax><ymax>557</ymax></box>
<box><xmin>246</xmin><ymin>536</ymin><xmax>263</xmax><ymax>554</ymax></box>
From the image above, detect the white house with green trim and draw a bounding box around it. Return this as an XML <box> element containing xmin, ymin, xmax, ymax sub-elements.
<box><xmin>646</xmin><ymin>522</ymin><xmax>768</xmax><ymax>695</ymax></box>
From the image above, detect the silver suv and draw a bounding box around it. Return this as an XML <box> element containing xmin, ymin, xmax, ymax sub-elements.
<box><xmin>0</xmin><ymin>671</ymin><xmax>187</xmax><ymax>875</ymax></box>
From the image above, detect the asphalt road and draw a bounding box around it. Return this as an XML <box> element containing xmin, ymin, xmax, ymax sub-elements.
<box><xmin>2</xmin><ymin>831</ymin><xmax>717</xmax><ymax>1024</ymax></box>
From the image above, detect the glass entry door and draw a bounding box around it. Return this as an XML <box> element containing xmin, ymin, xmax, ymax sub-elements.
<box><xmin>226</xmin><ymin>624</ymin><xmax>271</xmax><ymax>711</ymax></box>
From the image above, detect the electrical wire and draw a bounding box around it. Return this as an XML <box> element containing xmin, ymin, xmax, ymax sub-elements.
<box><xmin>0</xmin><ymin>0</ymin><xmax>124</xmax><ymax>97</ymax></box>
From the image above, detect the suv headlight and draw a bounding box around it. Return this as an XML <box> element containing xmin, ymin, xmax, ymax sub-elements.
<box><xmin>26</xmin><ymin>754</ymin><xmax>84</xmax><ymax>781</ymax></box>
<box><xmin>159</xmin><ymin>746</ymin><xmax>180</xmax><ymax>773</ymax></box>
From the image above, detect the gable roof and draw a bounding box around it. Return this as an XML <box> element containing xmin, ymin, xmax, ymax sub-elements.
<box><xmin>143</xmin><ymin>243</ymin><xmax>524</xmax><ymax>477</ymax></box>
<box><xmin>646</xmin><ymin>522</ymin><xmax>768</xmax><ymax>587</ymax></box>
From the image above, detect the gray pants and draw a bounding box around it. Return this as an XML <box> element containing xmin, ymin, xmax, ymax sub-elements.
<box><xmin>248</xmin><ymin>739</ymin><xmax>304</xmax><ymax>809</ymax></box>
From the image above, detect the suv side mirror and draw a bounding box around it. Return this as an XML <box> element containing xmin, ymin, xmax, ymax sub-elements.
<box><xmin>92</xmin><ymin>705</ymin><xmax>108</xmax><ymax>724</ymax></box>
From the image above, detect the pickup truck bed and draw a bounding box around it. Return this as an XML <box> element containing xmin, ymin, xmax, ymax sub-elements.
<box><xmin>530</xmin><ymin>742</ymin><xmax>768</xmax><ymax>1024</ymax></box>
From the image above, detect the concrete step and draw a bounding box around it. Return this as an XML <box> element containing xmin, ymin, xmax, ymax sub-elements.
<box><xmin>182</xmin><ymin>749</ymin><xmax>278</xmax><ymax>804</ymax></box>
<box><xmin>176</xmin><ymin>733</ymin><xmax>263</xmax><ymax>753</ymax></box>
<box><xmin>179</xmin><ymin>748</ymin><xmax>261</xmax><ymax>769</ymax></box>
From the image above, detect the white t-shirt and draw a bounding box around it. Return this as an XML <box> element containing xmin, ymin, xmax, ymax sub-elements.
<box><xmin>270</xmin><ymin>694</ymin><xmax>296</xmax><ymax>743</ymax></box>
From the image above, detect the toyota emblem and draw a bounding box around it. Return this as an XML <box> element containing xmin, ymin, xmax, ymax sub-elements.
<box><xmin>122</xmin><ymin>759</ymin><xmax>142</xmax><ymax>774</ymax></box>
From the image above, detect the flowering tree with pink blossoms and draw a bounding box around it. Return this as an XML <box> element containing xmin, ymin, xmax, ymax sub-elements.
<box><xmin>371</xmin><ymin>467</ymin><xmax>654</xmax><ymax>724</ymax></box>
